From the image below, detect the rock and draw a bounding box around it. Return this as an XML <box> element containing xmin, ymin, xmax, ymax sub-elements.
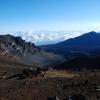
<box><xmin>47</xmin><ymin>96</ymin><xmax>60</xmax><ymax>100</ymax></box>
<box><xmin>68</xmin><ymin>94</ymin><xmax>86</xmax><ymax>100</ymax></box>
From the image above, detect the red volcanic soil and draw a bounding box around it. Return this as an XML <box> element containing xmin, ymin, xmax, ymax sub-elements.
<box><xmin>0</xmin><ymin>56</ymin><xmax>100</xmax><ymax>100</ymax></box>
<box><xmin>0</xmin><ymin>75</ymin><xmax>100</xmax><ymax>100</ymax></box>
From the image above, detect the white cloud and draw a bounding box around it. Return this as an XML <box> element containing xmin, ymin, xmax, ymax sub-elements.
<box><xmin>0</xmin><ymin>31</ymin><xmax>83</xmax><ymax>45</ymax></box>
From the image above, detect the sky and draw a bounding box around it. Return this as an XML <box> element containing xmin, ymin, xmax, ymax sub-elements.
<box><xmin>0</xmin><ymin>0</ymin><xmax>100</xmax><ymax>32</ymax></box>
<box><xmin>0</xmin><ymin>0</ymin><xmax>100</xmax><ymax>45</ymax></box>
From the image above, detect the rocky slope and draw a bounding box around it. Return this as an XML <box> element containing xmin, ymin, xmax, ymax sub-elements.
<box><xmin>0</xmin><ymin>34</ymin><xmax>64</xmax><ymax>67</ymax></box>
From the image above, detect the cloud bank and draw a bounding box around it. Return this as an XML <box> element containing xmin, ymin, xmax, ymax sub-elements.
<box><xmin>0</xmin><ymin>31</ymin><xmax>83</xmax><ymax>45</ymax></box>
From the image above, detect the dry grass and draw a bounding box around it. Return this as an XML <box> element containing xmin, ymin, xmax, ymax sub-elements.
<box><xmin>45</xmin><ymin>69</ymin><xmax>77</xmax><ymax>78</ymax></box>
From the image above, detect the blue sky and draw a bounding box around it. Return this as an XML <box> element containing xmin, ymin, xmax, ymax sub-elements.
<box><xmin>0</xmin><ymin>0</ymin><xmax>100</xmax><ymax>32</ymax></box>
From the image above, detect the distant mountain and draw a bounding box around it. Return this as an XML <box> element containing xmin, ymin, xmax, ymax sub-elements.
<box><xmin>40</xmin><ymin>31</ymin><xmax>100</xmax><ymax>57</ymax></box>
<box><xmin>0</xmin><ymin>34</ymin><xmax>64</xmax><ymax>67</ymax></box>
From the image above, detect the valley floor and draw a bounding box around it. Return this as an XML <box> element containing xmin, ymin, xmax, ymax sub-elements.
<box><xmin>0</xmin><ymin>69</ymin><xmax>100</xmax><ymax>100</ymax></box>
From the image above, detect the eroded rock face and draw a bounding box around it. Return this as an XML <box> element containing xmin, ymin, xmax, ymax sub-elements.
<box><xmin>0</xmin><ymin>34</ymin><xmax>40</xmax><ymax>62</ymax></box>
<box><xmin>0</xmin><ymin>34</ymin><xmax>39</xmax><ymax>54</ymax></box>
<box><xmin>0</xmin><ymin>34</ymin><xmax>64</xmax><ymax>67</ymax></box>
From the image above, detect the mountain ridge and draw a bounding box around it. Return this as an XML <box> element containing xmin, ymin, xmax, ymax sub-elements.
<box><xmin>40</xmin><ymin>31</ymin><xmax>100</xmax><ymax>57</ymax></box>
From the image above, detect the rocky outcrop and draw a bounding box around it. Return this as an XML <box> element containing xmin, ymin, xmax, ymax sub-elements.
<box><xmin>0</xmin><ymin>34</ymin><xmax>64</xmax><ymax>67</ymax></box>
